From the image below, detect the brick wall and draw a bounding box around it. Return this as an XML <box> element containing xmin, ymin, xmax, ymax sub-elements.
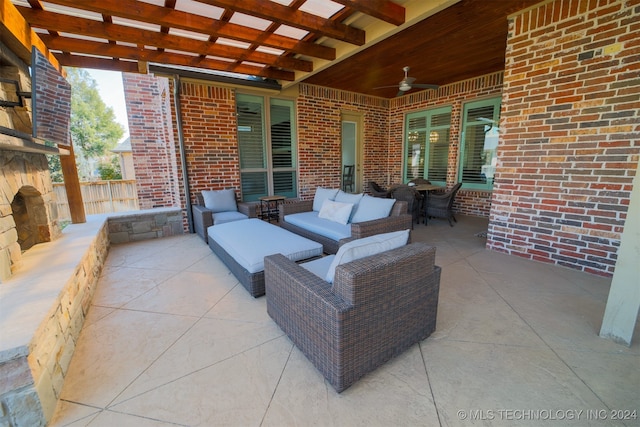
<box><xmin>297</xmin><ymin>85</ymin><xmax>389</xmax><ymax>200</ymax></box>
<box><xmin>487</xmin><ymin>0</ymin><xmax>640</xmax><ymax>276</ymax></box>
<box><xmin>123</xmin><ymin>73</ymin><xmax>181</xmax><ymax>210</ymax></box>
<box><xmin>175</xmin><ymin>81</ymin><xmax>241</xmax><ymax>202</ymax></box>
<box><xmin>32</xmin><ymin>49</ymin><xmax>71</xmax><ymax>146</ymax></box>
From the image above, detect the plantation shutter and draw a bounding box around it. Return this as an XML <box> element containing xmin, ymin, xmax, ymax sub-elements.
<box><xmin>459</xmin><ymin>98</ymin><xmax>501</xmax><ymax>190</ymax></box>
<box><xmin>404</xmin><ymin>106</ymin><xmax>451</xmax><ymax>185</ymax></box>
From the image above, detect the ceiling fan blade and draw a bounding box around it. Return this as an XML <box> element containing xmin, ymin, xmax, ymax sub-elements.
<box><xmin>412</xmin><ymin>84</ymin><xmax>440</xmax><ymax>90</ymax></box>
<box><xmin>403</xmin><ymin>77</ymin><xmax>416</xmax><ymax>85</ymax></box>
<box><xmin>373</xmin><ymin>85</ymin><xmax>401</xmax><ymax>90</ymax></box>
<box><xmin>396</xmin><ymin>90</ymin><xmax>404</xmax><ymax>97</ymax></box>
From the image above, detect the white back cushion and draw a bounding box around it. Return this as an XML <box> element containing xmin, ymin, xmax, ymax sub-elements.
<box><xmin>350</xmin><ymin>194</ymin><xmax>396</xmax><ymax>223</ymax></box>
<box><xmin>313</xmin><ymin>187</ymin><xmax>339</xmax><ymax>211</ymax></box>
<box><xmin>325</xmin><ymin>229</ymin><xmax>410</xmax><ymax>283</ymax></box>
<box><xmin>202</xmin><ymin>189</ymin><xmax>238</xmax><ymax>213</ymax></box>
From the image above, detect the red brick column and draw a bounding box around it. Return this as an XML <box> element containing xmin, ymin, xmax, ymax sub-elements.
<box><xmin>488</xmin><ymin>0</ymin><xmax>640</xmax><ymax>276</ymax></box>
<box><xmin>123</xmin><ymin>73</ymin><xmax>180</xmax><ymax>210</ymax></box>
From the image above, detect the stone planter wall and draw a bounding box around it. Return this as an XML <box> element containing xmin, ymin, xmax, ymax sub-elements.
<box><xmin>0</xmin><ymin>208</ymin><xmax>182</xmax><ymax>426</ymax></box>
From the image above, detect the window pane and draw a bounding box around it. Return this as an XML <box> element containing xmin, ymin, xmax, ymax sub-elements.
<box><xmin>406</xmin><ymin>115</ymin><xmax>426</xmax><ymax>181</ymax></box>
<box><xmin>241</xmin><ymin>171</ymin><xmax>268</xmax><ymax>201</ymax></box>
<box><xmin>461</xmin><ymin>123</ymin><xmax>487</xmax><ymax>183</ymax></box>
<box><xmin>237</xmin><ymin>94</ymin><xmax>265</xmax><ymax>169</ymax></box>
<box><xmin>237</xmin><ymin>95</ymin><xmax>297</xmax><ymax>199</ymax></box>
<box><xmin>270</xmin><ymin>99</ymin><xmax>294</xmax><ymax>168</ymax></box>
<box><xmin>460</xmin><ymin>98</ymin><xmax>500</xmax><ymax>189</ymax></box>
<box><xmin>404</xmin><ymin>107</ymin><xmax>451</xmax><ymax>184</ymax></box>
<box><xmin>273</xmin><ymin>171</ymin><xmax>297</xmax><ymax>198</ymax></box>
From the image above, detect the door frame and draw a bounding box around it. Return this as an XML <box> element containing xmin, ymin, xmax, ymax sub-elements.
<box><xmin>341</xmin><ymin>111</ymin><xmax>364</xmax><ymax>193</ymax></box>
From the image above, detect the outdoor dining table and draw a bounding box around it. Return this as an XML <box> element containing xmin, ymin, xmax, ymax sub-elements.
<box><xmin>411</xmin><ymin>183</ymin><xmax>445</xmax><ymax>224</ymax></box>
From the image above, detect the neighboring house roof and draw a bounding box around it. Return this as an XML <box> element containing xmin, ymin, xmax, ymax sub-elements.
<box><xmin>111</xmin><ymin>137</ymin><xmax>131</xmax><ymax>153</ymax></box>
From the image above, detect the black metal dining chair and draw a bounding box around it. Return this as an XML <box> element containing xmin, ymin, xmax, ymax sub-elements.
<box><xmin>342</xmin><ymin>165</ymin><xmax>355</xmax><ymax>192</ymax></box>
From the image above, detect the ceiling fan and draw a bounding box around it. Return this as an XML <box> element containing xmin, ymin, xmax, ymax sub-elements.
<box><xmin>375</xmin><ymin>66</ymin><xmax>439</xmax><ymax>97</ymax></box>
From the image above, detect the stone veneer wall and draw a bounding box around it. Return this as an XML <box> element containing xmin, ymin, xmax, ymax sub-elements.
<box><xmin>107</xmin><ymin>208</ymin><xmax>184</xmax><ymax>243</ymax></box>
<box><xmin>0</xmin><ymin>209</ymin><xmax>182</xmax><ymax>426</ymax></box>
<box><xmin>0</xmin><ymin>150</ymin><xmax>60</xmax><ymax>282</ymax></box>
<box><xmin>0</xmin><ymin>221</ymin><xmax>108</xmax><ymax>427</ymax></box>
<box><xmin>488</xmin><ymin>0</ymin><xmax>640</xmax><ymax>276</ymax></box>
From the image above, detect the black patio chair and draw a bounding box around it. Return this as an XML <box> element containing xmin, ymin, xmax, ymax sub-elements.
<box><xmin>368</xmin><ymin>181</ymin><xmax>390</xmax><ymax>198</ymax></box>
<box><xmin>390</xmin><ymin>184</ymin><xmax>423</xmax><ymax>228</ymax></box>
<box><xmin>425</xmin><ymin>182</ymin><xmax>462</xmax><ymax>226</ymax></box>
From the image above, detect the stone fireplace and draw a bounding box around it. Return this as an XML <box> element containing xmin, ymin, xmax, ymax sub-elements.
<box><xmin>0</xmin><ymin>150</ymin><xmax>61</xmax><ymax>281</ymax></box>
<box><xmin>1</xmin><ymin>44</ymin><xmax>66</xmax><ymax>282</ymax></box>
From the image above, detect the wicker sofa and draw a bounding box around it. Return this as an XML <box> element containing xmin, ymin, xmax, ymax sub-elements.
<box><xmin>278</xmin><ymin>191</ymin><xmax>412</xmax><ymax>254</ymax></box>
<box><xmin>264</xmin><ymin>241</ymin><xmax>441</xmax><ymax>392</ymax></box>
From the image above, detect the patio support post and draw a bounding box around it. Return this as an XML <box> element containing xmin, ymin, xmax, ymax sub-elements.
<box><xmin>172</xmin><ymin>74</ymin><xmax>194</xmax><ymax>233</ymax></box>
<box><xmin>600</xmin><ymin>159</ymin><xmax>640</xmax><ymax>346</ymax></box>
<box><xmin>59</xmin><ymin>140</ymin><xmax>86</xmax><ymax>223</ymax></box>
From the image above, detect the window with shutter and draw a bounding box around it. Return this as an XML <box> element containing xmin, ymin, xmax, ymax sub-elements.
<box><xmin>237</xmin><ymin>94</ymin><xmax>297</xmax><ymax>201</ymax></box>
<box><xmin>459</xmin><ymin>97</ymin><xmax>500</xmax><ymax>190</ymax></box>
<box><xmin>403</xmin><ymin>106</ymin><xmax>451</xmax><ymax>186</ymax></box>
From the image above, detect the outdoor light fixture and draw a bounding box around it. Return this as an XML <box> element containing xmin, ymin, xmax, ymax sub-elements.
<box><xmin>430</xmin><ymin>131</ymin><xmax>439</xmax><ymax>143</ymax></box>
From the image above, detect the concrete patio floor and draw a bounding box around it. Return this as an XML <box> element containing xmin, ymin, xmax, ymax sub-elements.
<box><xmin>49</xmin><ymin>215</ymin><xmax>639</xmax><ymax>426</ymax></box>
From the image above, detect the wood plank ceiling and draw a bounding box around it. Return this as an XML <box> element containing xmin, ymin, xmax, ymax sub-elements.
<box><xmin>7</xmin><ymin>0</ymin><xmax>542</xmax><ymax>98</ymax></box>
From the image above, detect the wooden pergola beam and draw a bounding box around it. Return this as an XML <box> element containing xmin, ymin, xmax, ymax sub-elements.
<box><xmin>18</xmin><ymin>7</ymin><xmax>314</xmax><ymax>72</ymax></box>
<box><xmin>331</xmin><ymin>0</ymin><xmax>405</xmax><ymax>26</ymax></box>
<box><xmin>196</xmin><ymin>0</ymin><xmax>366</xmax><ymax>46</ymax></box>
<box><xmin>42</xmin><ymin>35</ymin><xmax>295</xmax><ymax>80</ymax></box>
<box><xmin>0</xmin><ymin>0</ymin><xmax>60</xmax><ymax>70</ymax></box>
<box><xmin>42</xmin><ymin>0</ymin><xmax>336</xmax><ymax>61</ymax></box>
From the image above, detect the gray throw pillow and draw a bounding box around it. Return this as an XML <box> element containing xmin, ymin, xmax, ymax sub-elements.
<box><xmin>202</xmin><ymin>189</ymin><xmax>238</xmax><ymax>213</ymax></box>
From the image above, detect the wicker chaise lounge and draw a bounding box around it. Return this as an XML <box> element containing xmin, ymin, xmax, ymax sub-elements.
<box><xmin>207</xmin><ymin>218</ymin><xmax>323</xmax><ymax>297</ymax></box>
<box><xmin>264</xmin><ymin>242</ymin><xmax>441</xmax><ymax>392</ymax></box>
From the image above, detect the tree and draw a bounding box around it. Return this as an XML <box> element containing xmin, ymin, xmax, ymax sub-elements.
<box><xmin>98</xmin><ymin>157</ymin><xmax>122</xmax><ymax>180</ymax></box>
<box><xmin>48</xmin><ymin>68</ymin><xmax>125</xmax><ymax>181</ymax></box>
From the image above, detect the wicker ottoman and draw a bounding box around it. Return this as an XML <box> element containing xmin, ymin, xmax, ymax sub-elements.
<box><xmin>207</xmin><ymin>218</ymin><xmax>323</xmax><ymax>297</ymax></box>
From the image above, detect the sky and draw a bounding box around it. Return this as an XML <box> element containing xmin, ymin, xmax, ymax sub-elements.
<box><xmin>84</xmin><ymin>69</ymin><xmax>129</xmax><ymax>142</ymax></box>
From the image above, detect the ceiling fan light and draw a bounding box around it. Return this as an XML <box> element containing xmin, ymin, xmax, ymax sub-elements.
<box><xmin>399</xmin><ymin>84</ymin><xmax>411</xmax><ymax>91</ymax></box>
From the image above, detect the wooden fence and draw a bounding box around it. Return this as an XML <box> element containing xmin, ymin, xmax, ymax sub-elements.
<box><xmin>53</xmin><ymin>180</ymin><xmax>139</xmax><ymax>221</ymax></box>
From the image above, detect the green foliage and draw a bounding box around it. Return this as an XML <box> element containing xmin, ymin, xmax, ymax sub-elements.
<box><xmin>98</xmin><ymin>157</ymin><xmax>122</xmax><ymax>180</ymax></box>
<box><xmin>48</xmin><ymin>68</ymin><xmax>125</xmax><ymax>181</ymax></box>
<box><xmin>66</xmin><ymin>68</ymin><xmax>124</xmax><ymax>157</ymax></box>
<box><xmin>47</xmin><ymin>155</ymin><xmax>64</xmax><ymax>182</ymax></box>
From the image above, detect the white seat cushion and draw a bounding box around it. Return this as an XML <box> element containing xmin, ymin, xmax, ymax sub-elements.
<box><xmin>213</xmin><ymin>211</ymin><xmax>248</xmax><ymax>225</ymax></box>
<box><xmin>300</xmin><ymin>255</ymin><xmax>335</xmax><ymax>279</ymax></box>
<box><xmin>284</xmin><ymin>211</ymin><xmax>351</xmax><ymax>241</ymax></box>
<box><xmin>208</xmin><ymin>218</ymin><xmax>322</xmax><ymax>273</ymax></box>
